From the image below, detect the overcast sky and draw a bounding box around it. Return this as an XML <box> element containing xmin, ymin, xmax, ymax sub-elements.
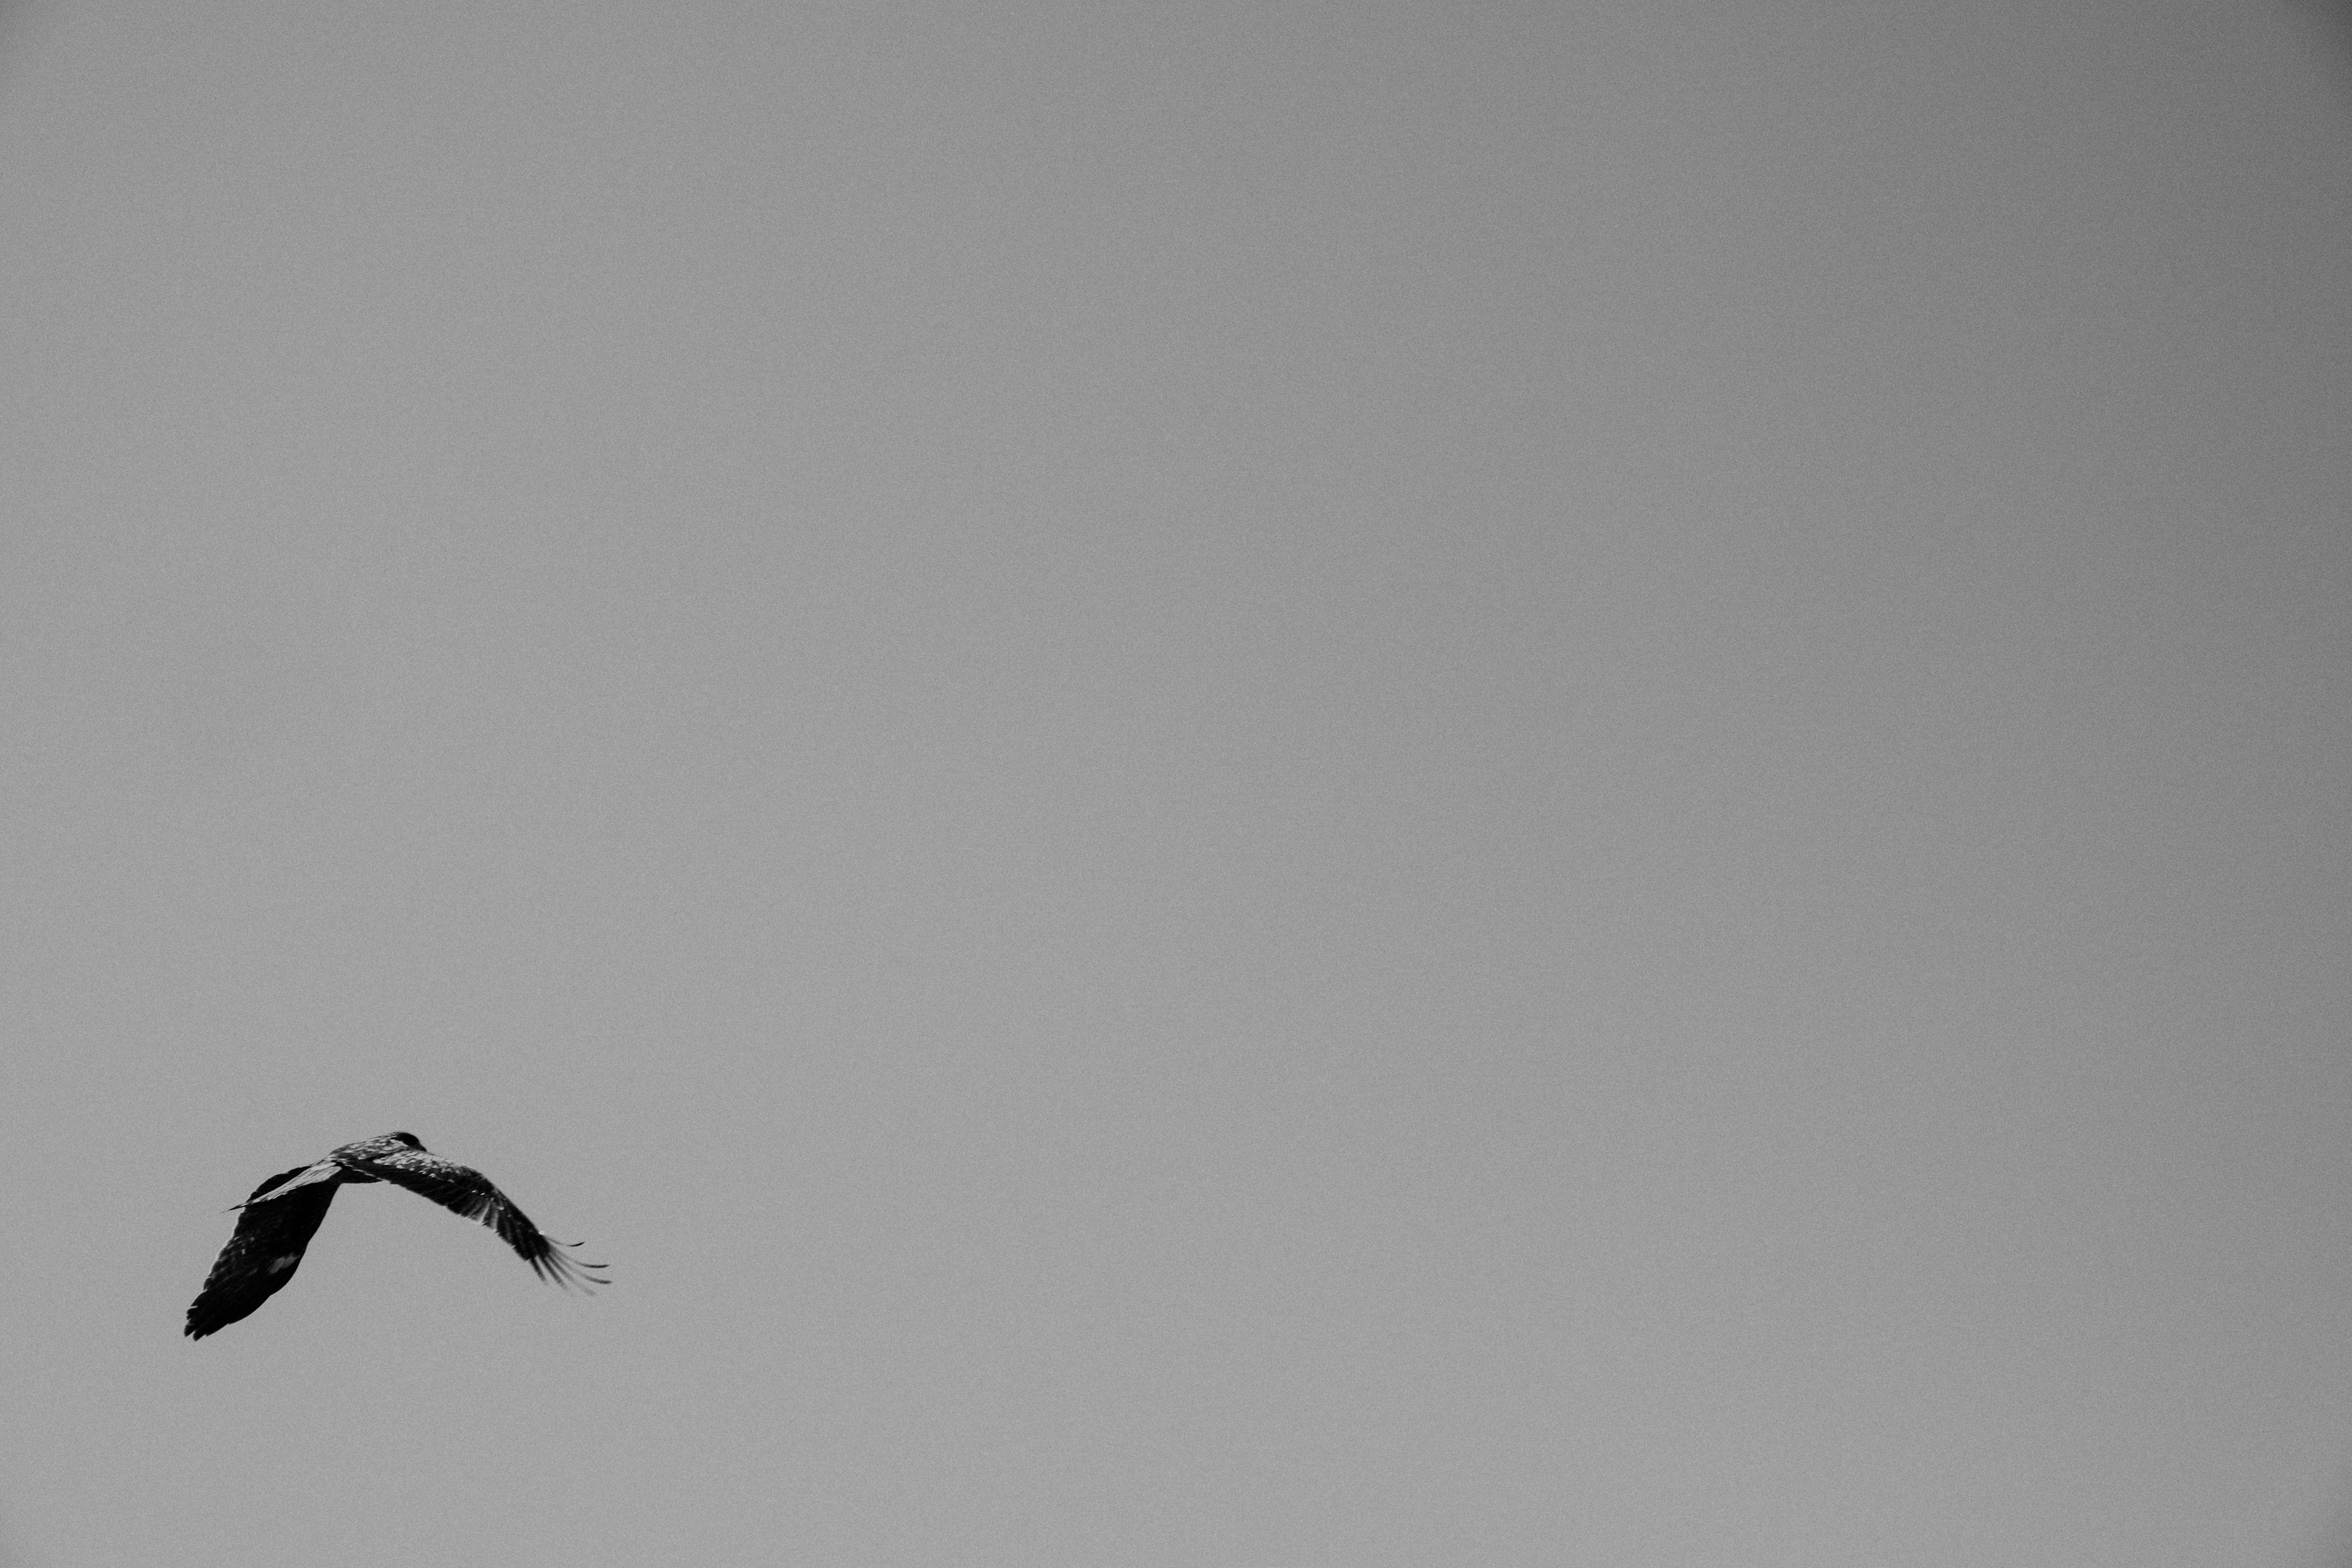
<box><xmin>2</xmin><ymin>2</ymin><xmax>2348</xmax><ymax>1565</ymax></box>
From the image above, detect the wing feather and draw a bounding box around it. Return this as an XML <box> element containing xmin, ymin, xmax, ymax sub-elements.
<box><xmin>184</xmin><ymin>1167</ymin><xmax>341</xmax><ymax>1339</ymax></box>
<box><xmin>355</xmin><ymin>1148</ymin><xmax>608</xmax><ymax>1291</ymax></box>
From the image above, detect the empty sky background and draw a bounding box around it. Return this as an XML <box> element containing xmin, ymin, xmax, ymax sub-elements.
<box><xmin>2</xmin><ymin>2</ymin><xmax>2348</xmax><ymax>1564</ymax></box>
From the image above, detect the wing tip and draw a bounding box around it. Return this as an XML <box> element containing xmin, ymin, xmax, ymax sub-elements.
<box><xmin>531</xmin><ymin>1240</ymin><xmax>611</xmax><ymax>1292</ymax></box>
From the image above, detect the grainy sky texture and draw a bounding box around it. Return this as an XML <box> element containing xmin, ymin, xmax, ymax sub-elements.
<box><xmin>2</xmin><ymin>2</ymin><xmax>2349</xmax><ymax>1564</ymax></box>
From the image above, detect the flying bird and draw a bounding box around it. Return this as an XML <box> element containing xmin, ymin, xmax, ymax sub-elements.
<box><xmin>185</xmin><ymin>1132</ymin><xmax>607</xmax><ymax>1340</ymax></box>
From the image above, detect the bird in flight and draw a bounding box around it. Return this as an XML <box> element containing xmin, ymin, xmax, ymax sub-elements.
<box><xmin>185</xmin><ymin>1131</ymin><xmax>607</xmax><ymax>1340</ymax></box>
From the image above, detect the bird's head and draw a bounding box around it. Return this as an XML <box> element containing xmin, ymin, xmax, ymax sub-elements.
<box><xmin>388</xmin><ymin>1132</ymin><xmax>425</xmax><ymax>1150</ymax></box>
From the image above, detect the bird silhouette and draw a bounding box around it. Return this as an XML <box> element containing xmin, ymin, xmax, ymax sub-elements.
<box><xmin>185</xmin><ymin>1132</ymin><xmax>606</xmax><ymax>1339</ymax></box>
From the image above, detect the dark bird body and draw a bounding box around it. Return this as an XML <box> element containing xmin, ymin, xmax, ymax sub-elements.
<box><xmin>185</xmin><ymin>1132</ymin><xmax>606</xmax><ymax>1340</ymax></box>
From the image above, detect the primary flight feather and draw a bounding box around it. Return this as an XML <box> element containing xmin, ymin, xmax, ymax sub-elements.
<box><xmin>185</xmin><ymin>1132</ymin><xmax>607</xmax><ymax>1340</ymax></box>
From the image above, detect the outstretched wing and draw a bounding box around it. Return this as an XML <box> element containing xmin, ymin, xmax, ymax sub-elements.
<box><xmin>184</xmin><ymin>1167</ymin><xmax>342</xmax><ymax>1339</ymax></box>
<box><xmin>352</xmin><ymin>1146</ymin><xmax>608</xmax><ymax>1291</ymax></box>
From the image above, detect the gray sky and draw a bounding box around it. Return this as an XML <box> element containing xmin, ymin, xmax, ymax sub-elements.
<box><xmin>2</xmin><ymin>2</ymin><xmax>2348</xmax><ymax>1564</ymax></box>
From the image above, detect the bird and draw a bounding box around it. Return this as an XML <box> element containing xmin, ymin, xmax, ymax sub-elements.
<box><xmin>185</xmin><ymin>1131</ymin><xmax>607</xmax><ymax>1340</ymax></box>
